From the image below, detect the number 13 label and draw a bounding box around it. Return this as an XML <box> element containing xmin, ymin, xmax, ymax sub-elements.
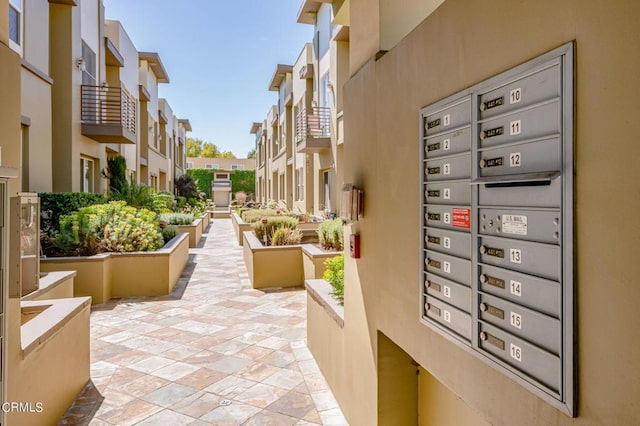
<box><xmin>510</xmin><ymin>248</ymin><xmax>522</xmax><ymax>264</ymax></box>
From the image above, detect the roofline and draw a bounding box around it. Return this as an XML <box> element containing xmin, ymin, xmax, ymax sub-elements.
<box><xmin>139</xmin><ymin>51</ymin><xmax>170</xmax><ymax>83</ymax></box>
<box><xmin>268</xmin><ymin>64</ymin><xmax>293</xmax><ymax>91</ymax></box>
<box><xmin>178</xmin><ymin>119</ymin><xmax>192</xmax><ymax>132</ymax></box>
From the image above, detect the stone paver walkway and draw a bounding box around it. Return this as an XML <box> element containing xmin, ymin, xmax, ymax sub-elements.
<box><xmin>60</xmin><ymin>218</ymin><xmax>347</xmax><ymax>425</ymax></box>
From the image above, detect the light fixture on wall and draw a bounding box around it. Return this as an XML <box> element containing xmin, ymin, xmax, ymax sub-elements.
<box><xmin>75</xmin><ymin>57</ymin><xmax>86</xmax><ymax>72</ymax></box>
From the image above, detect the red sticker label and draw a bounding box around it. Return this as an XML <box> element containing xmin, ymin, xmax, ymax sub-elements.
<box><xmin>452</xmin><ymin>208</ymin><xmax>471</xmax><ymax>229</ymax></box>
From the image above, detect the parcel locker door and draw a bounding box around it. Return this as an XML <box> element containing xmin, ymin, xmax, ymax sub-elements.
<box><xmin>478</xmin><ymin>264</ymin><xmax>560</xmax><ymax>318</ymax></box>
<box><xmin>478</xmin><ymin>137</ymin><xmax>561</xmax><ymax>177</ymax></box>
<box><xmin>478</xmin><ymin>236</ymin><xmax>560</xmax><ymax>281</ymax></box>
<box><xmin>425</xmin><ymin>205</ymin><xmax>472</xmax><ymax>232</ymax></box>
<box><xmin>478</xmin><ymin>292</ymin><xmax>561</xmax><ymax>354</ymax></box>
<box><xmin>479</xmin><ymin>208</ymin><xmax>561</xmax><ymax>245</ymax></box>
<box><xmin>424</xmin><ymin>295</ymin><xmax>472</xmax><ymax>341</ymax></box>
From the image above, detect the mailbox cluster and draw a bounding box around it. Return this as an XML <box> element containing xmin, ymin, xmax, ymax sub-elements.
<box><xmin>420</xmin><ymin>44</ymin><xmax>574</xmax><ymax>415</ymax></box>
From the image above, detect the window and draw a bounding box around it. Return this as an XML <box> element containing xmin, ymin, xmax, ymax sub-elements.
<box><xmin>205</xmin><ymin>164</ymin><xmax>219</xmax><ymax>169</ymax></box>
<box><xmin>9</xmin><ymin>0</ymin><xmax>22</xmax><ymax>53</ymax></box>
<box><xmin>231</xmin><ymin>164</ymin><xmax>244</xmax><ymax>170</ymax></box>
<box><xmin>296</xmin><ymin>168</ymin><xmax>304</xmax><ymax>201</ymax></box>
<box><xmin>186</xmin><ymin>162</ymin><xmax>194</xmax><ymax>169</ymax></box>
<box><xmin>81</xmin><ymin>41</ymin><xmax>97</xmax><ymax>86</ymax></box>
<box><xmin>80</xmin><ymin>158</ymin><xmax>94</xmax><ymax>193</ymax></box>
<box><xmin>320</xmin><ymin>72</ymin><xmax>331</xmax><ymax>109</ymax></box>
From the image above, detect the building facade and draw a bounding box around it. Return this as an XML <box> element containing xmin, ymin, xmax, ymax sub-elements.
<box><xmin>186</xmin><ymin>157</ymin><xmax>255</xmax><ymax>171</ymax></box>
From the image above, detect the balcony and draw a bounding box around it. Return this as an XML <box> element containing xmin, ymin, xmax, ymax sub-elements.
<box><xmin>81</xmin><ymin>85</ymin><xmax>136</xmax><ymax>144</ymax></box>
<box><xmin>296</xmin><ymin>107</ymin><xmax>331</xmax><ymax>153</ymax></box>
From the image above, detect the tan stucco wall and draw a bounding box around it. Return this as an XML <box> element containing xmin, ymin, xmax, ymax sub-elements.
<box><xmin>7</xmin><ymin>301</ymin><xmax>90</xmax><ymax>426</ymax></box>
<box><xmin>243</xmin><ymin>232</ymin><xmax>304</xmax><ymax>289</ymax></box>
<box><xmin>177</xmin><ymin>218</ymin><xmax>203</xmax><ymax>248</ymax></box>
<box><xmin>341</xmin><ymin>0</ymin><xmax>640</xmax><ymax>425</ymax></box>
<box><xmin>41</xmin><ymin>255</ymin><xmax>112</xmax><ymax>304</ymax></box>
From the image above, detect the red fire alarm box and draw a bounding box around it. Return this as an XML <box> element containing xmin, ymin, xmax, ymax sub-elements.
<box><xmin>350</xmin><ymin>234</ymin><xmax>360</xmax><ymax>259</ymax></box>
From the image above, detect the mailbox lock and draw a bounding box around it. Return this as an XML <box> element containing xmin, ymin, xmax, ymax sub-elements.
<box><xmin>480</xmin><ymin>245</ymin><xmax>487</xmax><ymax>254</ymax></box>
<box><xmin>488</xmin><ymin>220</ymin><xmax>494</xmax><ymax>227</ymax></box>
<box><xmin>553</xmin><ymin>217</ymin><xmax>559</xmax><ymax>225</ymax></box>
<box><xmin>480</xmin><ymin>332</ymin><xmax>488</xmax><ymax>341</ymax></box>
<box><xmin>480</xmin><ymin>102</ymin><xmax>486</xmax><ymax>112</ymax></box>
<box><xmin>480</xmin><ymin>131</ymin><xmax>487</xmax><ymax>140</ymax></box>
<box><xmin>426</xmin><ymin>281</ymin><xmax>431</xmax><ymax>289</ymax></box>
<box><xmin>479</xmin><ymin>274</ymin><xmax>487</xmax><ymax>283</ymax></box>
<box><xmin>479</xmin><ymin>159</ymin><xmax>487</xmax><ymax>168</ymax></box>
<box><xmin>426</xmin><ymin>303</ymin><xmax>431</xmax><ymax>311</ymax></box>
<box><xmin>480</xmin><ymin>302</ymin><xmax>488</xmax><ymax>312</ymax></box>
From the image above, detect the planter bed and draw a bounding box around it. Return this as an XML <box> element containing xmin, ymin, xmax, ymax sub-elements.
<box><xmin>177</xmin><ymin>217</ymin><xmax>203</xmax><ymax>248</ymax></box>
<box><xmin>41</xmin><ymin>233</ymin><xmax>189</xmax><ymax>304</ymax></box>
<box><xmin>232</xmin><ymin>212</ymin><xmax>253</xmax><ymax>246</ymax></box>
<box><xmin>302</xmin><ymin>244</ymin><xmax>341</xmax><ymax>281</ymax></box>
<box><xmin>242</xmin><ymin>231</ymin><xmax>304</xmax><ymax>289</ymax></box>
<box><xmin>200</xmin><ymin>211</ymin><xmax>211</xmax><ymax>231</ymax></box>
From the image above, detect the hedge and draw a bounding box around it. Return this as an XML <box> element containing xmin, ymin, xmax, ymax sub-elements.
<box><xmin>39</xmin><ymin>192</ymin><xmax>107</xmax><ymax>235</ymax></box>
<box><xmin>230</xmin><ymin>170</ymin><xmax>255</xmax><ymax>198</ymax></box>
<box><xmin>186</xmin><ymin>169</ymin><xmax>214</xmax><ymax>198</ymax></box>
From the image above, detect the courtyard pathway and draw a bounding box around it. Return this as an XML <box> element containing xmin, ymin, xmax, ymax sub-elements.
<box><xmin>59</xmin><ymin>218</ymin><xmax>347</xmax><ymax>425</ymax></box>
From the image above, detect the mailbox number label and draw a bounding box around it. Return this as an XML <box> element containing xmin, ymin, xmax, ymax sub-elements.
<box><xmin>509</xmin><ymin>152</ymin><xmax>521</xmax><ymax>167</ymax></box>
<box><xmin>443</xmin><ymin>138</ymin><xmax>451</xmax><ymax>150</ymax></box>
<box><xmin>510</xmin><ymin>248</ymin><xmax>522</xmax><ymax>264</ymax></box>
<box><xmin>443</xmin><ymin>114</ymin><xmax>451</xmax><ymax>126</ymax></box>
<box><xmin>443</xmin><ymin>163</ymin><xmax>451</xmax><ymax>175</ymax></box>
<box><xmin>510</xmin><ymin>87</ymin><xmax>522</xmax><ymax>104</ymax></box>
<box><xmin>510</xmin><ymin>343</ymin><xmax>522</xmax><ymax>362</ymax></box>
<box><xmin>443</xmin><ymin>188</ymin><xmax>451</xmax><ymax>199</ymax></box>
<box><xmin>444</xmin><ymin>212</ymin><xmax>451</xmax><ymax>224</ymax></box>
<box><xmin>510</xmin><ymin>120</ymin><xmax>522</xmax><ymax>136</ymax></box>
<box><xmin>443</xmin><ymin>285</ymin><xmax>451</xmax><ymax>298</ymax></box>
<box><xmin>443</xmin><ymin>237</ymin><xmax>451</xmax><ymax>249</ymax></box>
<box><xmin>510</xmin><ymin>312</ymin><xmax>522</xmax><ymax>329</ymax></box>
<box><xmin>510</xmin><ymin>280</ymin><xmax>522</xmax><ymax>297</ymax></box>
<box><xmin>443</xmin><ymin>261</ymin><xmax>451</xmax><ymax>274</ymax></box>
<box><xmin>443</xmin><ymin>309</ymin><xmax>451</xmax><ymax>323</ymax></box>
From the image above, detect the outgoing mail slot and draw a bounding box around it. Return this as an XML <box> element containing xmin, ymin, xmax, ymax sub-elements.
<box><xmin>478</xmin><ymin>236</ymin><xmax>560</xmax><ymax>281</ymax></box>
<box><xmin>425</xmin><ymin>126</ymin><xmax>472</xmax><ymax>158</ymax></box>
<box><xmin>478</xmin><ymin>136</ymin><xmax>560</xmax><ymax>177</ymax></box>
<box><xmin>425</xmin><ymin>205</ymin><xmax>472</xmax><ymax>232</ymax></box>
<box><xmin>424</xmin><ymin>153</ymin><xmax>471</xmax><ymax>181</ymax></box>
<box><xmin>478</xmin><ymin>208</ymin><xmax>561</xmax><ymax>245</ymax></box>
<box><xmin>423</xmin><ymin>98</ymin><xmax>471</xmax><ymax>137</ymax></box>
<box><xmin>424</xmin><ymin>295</ymin><xmax>471</xmax><ymax>341</ymax></box>
<box><xmin>425</xmin><ymin>273</ymin><xmax>472</xmax><ymax>313</ymax></box>
<box><xmin>479</xmin><ymin>264</ymin><xmax>560</xmax><ymax>317</ymax></box>
<box><xmin>425</xmin><ymin>250</ymin><xmax>472</xmax><ymax>286</ymax></box>
<box><xmin>478</xmin><ymin>292</ymin><xmax>560</xmax><ymax>354</ymax></box>
<box><xmin>424</xmin><ymin>227</ymin><xmax>471</xmax><ymax>260</ymax></box>
<box><xmin>425</xmin><ymin>181</ymin><xmax>471</xmax><ymax>205</ymax></box>
<box><xmin>478</xmin><ymin>100</ymin><xmax>560</xmax><ymax>148</ymax></box>
<box><xmin>479</xmin><ymin>64</ymin><xmax>561</xmax><ymax>120</ymax></box>
<box><xmin>478</xmin><ymin>322</ymin><xmax>561</xmax><ymax>395</ymax></box>
<box><xmin>478</xmin><ymin>176</ymin><xmax>561</xmax><ymax>208</ymax></box>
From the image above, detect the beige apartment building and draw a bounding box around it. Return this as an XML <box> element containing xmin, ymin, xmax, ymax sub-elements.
<box><xmin>304</xmin><ymin>0</ymin><xmax>640</xmax><ymax>425</ymax></box>
<box><xmin>252</xmin><ymin>0</ymin><xmax>349</xmax><ymax>216</ymax></box>
<box><xmin>186</xmin><ymin>157</ymin><xmax>255</xmax><ymax>171</ymax></box>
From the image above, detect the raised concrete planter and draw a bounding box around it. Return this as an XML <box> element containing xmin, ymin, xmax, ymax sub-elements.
<box><xmin>9</xmin><ymin>296</ymin><xmax>91</xmax><ymax>425</ymax></box>
<box><xmin>302</xmin><ymin>244</ymin><xmax>341</xmax><ymax>281</ymax></box>
<box><xmin>231</xmin><ymin>212</ymin><xmax>253</xmax><ymax>246</ymax></box>
<box><xmin>242</xmin><ymin>231</ymin><xmax>304</xmax><ymax>289</ymax></box>
<box><xmin>178</xmin><ymin>217</ymin><xmax>203</xmax><ymax>248</ymax></box>
<box><xmin>41</xmin><ymin>233</ymin><xmax>189</xmax><ymax>304</ymax></box>
<box><xmin>200</xmin><ymin>211</ymin><xmax>210</xmax><ymax>231</ymax></box>
<box><xmin>22</xmin><ymin>271</ymin><xmax>76</xmax><ymax>301</ymax></box>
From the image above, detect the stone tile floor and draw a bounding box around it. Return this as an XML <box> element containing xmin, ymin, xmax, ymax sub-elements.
<box><xmin>59</xmin><ymin>218</ymin><xmax>347</xmax><ymax>425</ymax></box>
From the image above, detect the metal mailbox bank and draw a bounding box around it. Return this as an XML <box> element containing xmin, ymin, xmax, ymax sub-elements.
<box><xmin>420</xmin><ymin>43</ymin><xmax>575</xmax><ymax>415</ymax></box>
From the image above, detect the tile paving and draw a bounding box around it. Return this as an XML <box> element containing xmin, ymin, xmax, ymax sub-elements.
<box><xmin>59</xmin><ymin>218</ymin><xmax>347</xmax><ymax>425</ymax></box>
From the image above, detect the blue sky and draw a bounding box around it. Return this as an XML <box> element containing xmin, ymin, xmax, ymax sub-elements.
<box><xmin>105</xmin><ymin>0</ymin><xmax>313</xmax><ymax>158</ymax></box>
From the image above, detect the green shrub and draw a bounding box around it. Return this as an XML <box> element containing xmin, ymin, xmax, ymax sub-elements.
<box><xmin>158</xmin><ymin>213</ymin><xmax>194</xmax><ymax>225</ymax></box>
<box><xmin>323</xmin><ymin>254</ymin><xmax>344</xmax><ymax>303</ymax></box>
<box><xmin>241</xmin><ymin>209</ymin><xmax>279</xmax><ymax>223</ymax></box>
<box><xmin>251</xmin><ymin>216</ymin><xmax>298</xmax><ymax>245</ymax></box>
<box><xmin>105</xmin><ymin>155</ymin><xmax>127</xmax><ymax>195</ymax></box>
<box><xmin>270</xmin><ymin>227</ymin><xmax>303</xmax><ymax>246</ymax></box>
<box><xmin>230</xmin><ymin>170</ymin><xmax>255</xmax><ymax>197</ymax></box>
<box><xmin>110</xmin><ymin>177</ymin><xmax>155</xmax><ymax>210</ymax></box>
<box><xmin>54</xmin><ymin>201</ymin><xmax>163</xmax><ymax>256</ymax></box>
<box><xmin>152</xmin><ymin>192</ymin><xmax>176</xmax><ymax>213</ymax></box>
<box><xmin>175</xmin><ymin>174</ymin><xmax>201</xmax><ymax>200</ymax></box>
<box><xmin>162</xmin><ymin>224</ymin><xmax>179</xmax><ymax>244</ymax></box>
<box><xmin>318</xmin><ymin>218</ymin><xmax>344</xmax><ymax>251</ymax></box>
<box><xmin>186</xmin><ymin>169</ymin><xmax>214</xmax><ymax>198</ymax></box>
<box><xmin>40</xmin><ymin>192</ymin><xmax>107</xmax><ymax>236</ymax></box>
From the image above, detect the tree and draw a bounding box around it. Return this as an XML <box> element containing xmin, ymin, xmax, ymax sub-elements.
<box><xmin>247</xmin><ymin>148</ymin><xmax>256</xmax><ymax>159</ymax></box>
<box><xmin>104</xmin><ymin>155</ymin><xmax>127</xmax><ymax>195</ymax></box>
<box><xmin>201</xmin><ymin>142</ymin><xmax>220</xmax><ymax>158</ymax></box>
<box><xmin>186</xmin><ymin>138</ymin><xmax>203</xmax><ymax>157</ymax></box>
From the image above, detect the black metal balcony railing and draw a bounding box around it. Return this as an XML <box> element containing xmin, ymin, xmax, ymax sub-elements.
<box><xmin>81</xmin><ymin>85</ymin><xmax>136</xmax><ymax>135</ymax></box>
<box><xmin>296</xmin><ymin>107</ymin><xmax>331</xmax><ymax>144</ymax></box>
